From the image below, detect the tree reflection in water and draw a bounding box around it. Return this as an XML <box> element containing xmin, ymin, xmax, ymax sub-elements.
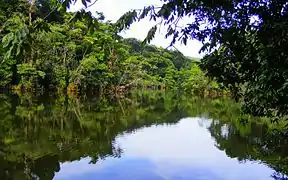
<box><xmin>0</xmin><ymin>91</ymin><xmax>287</xmax><ymax>179</ymax></box>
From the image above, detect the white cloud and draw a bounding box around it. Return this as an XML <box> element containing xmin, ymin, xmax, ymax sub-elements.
<box><xmin>70</xmin><ymin>0</ymin><xmax>204</xmax><ymax>58</ymax></box>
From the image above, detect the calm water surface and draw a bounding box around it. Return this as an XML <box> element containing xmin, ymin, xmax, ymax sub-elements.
<box><xmin>55</xmin><ymin>118</ymin><xmax>274</xmax><ymax>180</ymax></box>
<box><xmin>0</xmin><ymin>92</ymin><xmax>287</xmax><ymax>180</ymax></box>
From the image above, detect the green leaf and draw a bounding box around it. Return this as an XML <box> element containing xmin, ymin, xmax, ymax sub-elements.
<box><xmin>2</xmin><ymin>33</ymin><xmax>14</xmax><ymax>48</ymax></box>
<box><xmin>116</xmin><ymin>10</ymin><xmax>138</xmax><ymax>31</ymax></box>
<box><xmin>3</xmin><ymin>47</ymin><xmax>13</xmax><ymax>62</ymax></box>
<box><xmin>143</xmin><ymin>25</ymin><xmax>157</xmax><ymax>44</ymax></box>
<box><xmin>16</xmin><ymin>44</ymin><xmax>21</xmax><ymax>56</ymax></box>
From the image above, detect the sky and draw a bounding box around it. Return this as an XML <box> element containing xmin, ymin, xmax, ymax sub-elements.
<box><xmin>70</xmin><ymin>0</ymin><xmax>204</xmax><ymax>58</ymax></box>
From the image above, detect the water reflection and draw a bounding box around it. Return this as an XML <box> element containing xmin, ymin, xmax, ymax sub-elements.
<box><xmin>208</xmin><ymin>118</ymin><xmax>288</xmax><ymax>180</ymax></box>
<box><xmin>0</xmin><ymin>92</ymin><xmax>287</xmax><ymax>180</ymax></box>
<box><xmin>55</xmin><ymin>118</ymin><xmax>274</xmax><ymax>180</ymax></box>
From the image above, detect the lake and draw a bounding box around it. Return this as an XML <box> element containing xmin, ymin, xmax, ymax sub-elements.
<box><xmin>0</xmin><ymin>91</ymin><xmax>287</xmax><ymax>180</ymax></box>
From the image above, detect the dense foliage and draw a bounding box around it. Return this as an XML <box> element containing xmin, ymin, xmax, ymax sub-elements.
<box><xmin>0</xmin><ymin>0</ymin><xmax>223</xmax><ymax>96</ymax></box>
<box><xmin>118</xmin><ymin>0</ymin><xmax>288</xmax><ymax>118</ymax></box>
<box><xmin>1</xmin><ymin>1</ymin><xmax>287</xmax><ymax>179</ymax></box>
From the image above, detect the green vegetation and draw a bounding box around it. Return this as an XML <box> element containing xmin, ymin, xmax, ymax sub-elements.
<box><xmin>0</xmin><ymin>0</ymin><xmax>223</xmax><ymax>97</ymax></box>
<box><xmin>119</xmin><ymin>0</ymin><xmax>288</xmax><ymax>119</ymax></box>
<box><xmin>1</xmin><ymin>0</ymin><xmax>287</xmax><ymax>120</ymax></box>
<box><xmin>1</xmin><ymin>0</ymin><xmax>288</xmax><ymax>179</ymax></box>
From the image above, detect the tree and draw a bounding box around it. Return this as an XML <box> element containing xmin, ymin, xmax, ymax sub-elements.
<box><xmin>117</xmin><ymin>0</ymin><xmax>288</xmax><ymax>117</ymax></box>
<box><xmin>0</xmin><ymin>0</ymin><xmax>223</xmax><ymax>95</ymax></box>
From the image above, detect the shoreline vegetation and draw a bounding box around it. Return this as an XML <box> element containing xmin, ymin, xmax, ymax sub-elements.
<box><xmin>0</xmin><ymin>1</ymin><xmax>228</xmax><ymax>96</ymax></box>
<box><xmin>0</xmin><ymin>0</ymin><xmax>287</xmax><ymax>129</ymax></box>
<box><xmin>0</xmin><ymin>1</ymin><xmax>288</xmax><ymax>179</ymax></box>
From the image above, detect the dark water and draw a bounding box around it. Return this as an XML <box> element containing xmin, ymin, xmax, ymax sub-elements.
<box><xmin>0</xmin><ymin>91</ymin><xmax>287</xmax><ymax>180</ymax></box>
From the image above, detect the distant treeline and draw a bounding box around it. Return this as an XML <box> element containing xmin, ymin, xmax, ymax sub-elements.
<box><xmin>0</xmin><ymin>0</ymin><xmax>224</xmax><ymax>95</ymax></box>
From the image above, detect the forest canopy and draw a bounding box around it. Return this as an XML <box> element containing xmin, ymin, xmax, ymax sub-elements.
<box><xmin>2</xmin><ymin>0</ymin><xmax>288</xmax><ymax>119</ymax></box>
<box><xmin>117</xmin><ymin>0</ymin><xmax>288</xmax><ymax>118</ymax></box>
<box><xmin>0</xmin><ymin>0</ymin><xmax>222</xmax><ymax>96</ymax></box>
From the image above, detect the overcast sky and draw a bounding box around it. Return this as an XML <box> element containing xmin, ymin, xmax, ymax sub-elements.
<box><xmin>70</xmin><ymin>0</ymin><xmax>203</xmax><ymax>58</ymax></box>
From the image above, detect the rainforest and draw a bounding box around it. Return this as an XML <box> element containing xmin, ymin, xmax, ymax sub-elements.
<box><xmin>0</xmin><ymin>0</ymin><xmax>223</xmax><ymax>96</ymax></box>
<box><xmin>1</xmin><ymin>0</ymin><xmax>288</xmax><ymax>180</ymax></box>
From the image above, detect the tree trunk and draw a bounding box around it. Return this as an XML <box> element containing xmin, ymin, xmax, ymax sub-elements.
<box><xmin>29</xmin><ymin>0</ymin><xmax>37</xmax><ymax>25</ymax></box>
